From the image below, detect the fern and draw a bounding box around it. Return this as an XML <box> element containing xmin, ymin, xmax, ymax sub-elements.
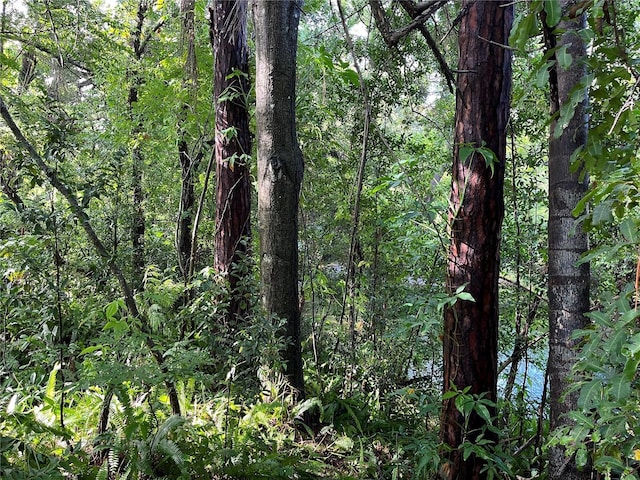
<box><xmin>95</xmin><ymin>461</ymin><xmax>108</xmax><ymax>480</ymax></box>
<box><xmin>150</xmin><ymin>415</ymin><xmax>185</xmax><ymax>453</ymax></box>
<box><xmin>155</xmin><ymin>438</ymin><xmax>184</xmax><ymax>467</ymax></box>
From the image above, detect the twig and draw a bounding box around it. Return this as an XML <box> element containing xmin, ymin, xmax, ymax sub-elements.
<box><xmin>478</xmin><ymin>35</ymin><xmax>516</xmax><ymax>51</ymax></box>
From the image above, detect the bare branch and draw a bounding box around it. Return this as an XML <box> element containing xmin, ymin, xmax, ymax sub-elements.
<box><xmin>398</xmin><ymin>0</ymin><xmax>455</xmax><ymax>93</ymax></box>
<box><xmin>370</xmin><ymin>0</ymin><xmax>454</xmax><ymax>93</ymax></box>
<box><xmin>386</xmin><ymin>0</ymin><xmax>447</xmax><ymax>45</ymax></box>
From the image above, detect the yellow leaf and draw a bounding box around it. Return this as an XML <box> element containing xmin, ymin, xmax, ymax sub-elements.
<box><xmin>633</xmin><ymin>449</ymin><xmax>640</xmax><ymax>461</ymax></box>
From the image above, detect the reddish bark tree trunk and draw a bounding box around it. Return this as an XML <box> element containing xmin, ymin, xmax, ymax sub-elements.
<box><xmin>440</xmin><ymin>1</ymin><xmax>513</xmax><ymax>479</ymax></box>
<box><xmin>212</xmin><ymin>0</ymin><xmax>251</xmax><ymax>321</ymax></box>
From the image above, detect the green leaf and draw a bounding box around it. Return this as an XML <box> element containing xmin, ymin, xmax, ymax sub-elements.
<box><xmin>592</xmin><ymin>201</ymin><xmax>613</xmax><ymax>225</ymax></box>
<box><xmin>586</xmin><ymin>310</ymin><xmax>613</xmax><ymax>328</ymax></box>
<box><xmin>475</xmin><ymin>403</ymin><xmax>492</xmax><ymax>423</ymax></box>
<box><xmin>105</xmin><ymin>299</ymin><xmax>125</xmax><ymax>320</ymax></box>
<box><xmin>554</xmin><ymin>83</ymin><xmax>585</xmax><ymax>137</ymax></box>
<box><xmin>442</xmin><ymin>390</ymin><xmax>458</xmax><ymax>400</ymax></box>
<box><xmin>578</xmin><ymin>242</ymin><xmax>624</xmax><ymax>265</ymax></box>
<box><xmin>477</xmin><ymin>146</ymin><xmax>497</xmax><ymax>177</ymax></box>
<box><xmin>103</xmin><ymin>318</ymin><xmax>130</xmax><ymax>337</ymax></box>
<box><xmin>536</xmin><ymin>61</ymin><xmax>552</xmax><ymax>88</ymax></box>
<box><xmin>459</xmin><ymin>146</ymin><xmax>475</xmax><ymax>163</ymax></box>
<box><xmin>454</xmin><ymin>394</ymin><xmax>466</xmax><ymax>415</ymax></box>
<box><xmin>622</xmin><ymin>356</ymin><xmax>640</xmax><ymax>382</ymax></box>
<box><xmin>6</xmin><ymin>393</ymin><xmax>18</xmax><ymax>414</ymax></box>
<box><xmin>79</xmin><ymin>345</ymin><xmax>103</xmax><ymax>355</ymax></box>
<box><xmin>594</xmin><ymin>455</ymin><xmax>625</xmax><ymax>471</ymax></box>
<box><xmin>574</xmin><ymin>190</ymin><xmax>595</xmax><ymax>217</ymax></box>
<box><xmin>544</xmin><ymin>0</ymin><xmax>561</xmax><ymax>28</ymax></box>
<box><xmin>340</xmin><ymin>68</ymin><xmax>359</xmax><ymax>87</ymax></box>
<box><xmin>455</xmin><ymin>284</ymin><xmax>475</xmax><ymax>302</ymax></box>
<box><xmin>456</xmin><ymin>292</ymin><xmax>475</xmax><ymax>302</ymax></box>
<box><xmin>568</xmin><ymin>410</ymin><xmax>596</xmax><ymax>429</ymax></box>
<box><xmin>556</xmin><ymin>45</ymin><xmax>573</xmax><ymax>69</ymax></box>
<box><xmin>620</xmin><ymin>218</ymin><xmax>638</xmax><ymax>243</ymax></box>
<box><xmin>509</xmin><ymin>11</ymin><xmax>538</xmax><ymax>52</ymax></box>
<box><xmin>342</xmin><ymin>402</ymin><xmax>363</xmax><ymax>434</ymax></box>
<box><xmin>577</xmin><ymin>379</ymin><xmax>602</xmax><ymax>410</ymax></box>
<box><xmin>293</xmin><ymin>397</ymin><xmax>322</xmax><ymax>418</ymax></box>
<box><xmin>575</xmin><ymin>445</ymin><xmax>588</xmax><ymax>467</ymax></box>
<box><xmin>46</xmin><ymin>363</ymin><xmax>61</xmax><ymax>401</ymax></box>
<box><xmin>622</xmin><ymin>332</ymin><xmax>640</xmax><ymax>357</ymax></box>
<box><xmin>610</xmin><ymin>374</ymin><xmax>631</xmax><ymax>401</ymax></box>
<box><xmin>462</xmin><ymin>442</ymin><xmax>475</xmax><ymax>461</ymax></box>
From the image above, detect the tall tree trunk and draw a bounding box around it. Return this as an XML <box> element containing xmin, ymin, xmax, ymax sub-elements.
<box><xmin>253</xmin><ymin>0</ymin><xmax>305</xmax><ymax>399</ymax></box>
<box><xmin>128</xmin><ymin>0</ymin><xmax>149</xmax><ymax>292</ymax></box>
<box><xmin>212</xmin><ymin>0</ymin><xmax>251</xmax><ymax>322</ymax></box>
<box><xmin>176</xmin><ymin>0</ymin><xmax>200</xmax><ymax>292</ymax></box>
<box><xmin>130</xmin><ymin>129</ymin><xmax>145</xmax><ymax>292</ymax></box>
<box><xmin>176</xmin><ymin>138</ymin><xmax>197</xmax><ymax>282</ymax></box>
<box><xmin>544</xmin><ymin>3</ymin><xmax>591</xmax><ymax>479</ymax></box>
<box><xmin>440</xmin><ymin>2</ymin><xmax>513</xmax><ymax>479</ymax></box>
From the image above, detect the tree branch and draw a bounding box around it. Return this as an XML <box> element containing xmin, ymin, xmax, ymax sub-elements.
<box><xmin>1</xmin><ymin>31</ymin><xmax>93</xmax><ymax>75</ymax></box>
<box><xmin>0</xmin><ymin>93</ymin><xmax>181</xmax><ymax>415</ymax></box>
<box><xmin>369</xmin><ymin>0</ymin><xmax>454</xmax><ymax>92</ymax></box>
<box><xmin>388</xmin><ymin>0</ymin><xmax>447</xmax><ymax>46</ymax></box>
<box><xmin>0</xmin><ymin>93</ymin><xmax>138</xmax><ymax>317</ymax></box>
<box><xmin>398</xmin><ymin>0</ymin><xmax>454</xmax><ymax>93</ymax></box>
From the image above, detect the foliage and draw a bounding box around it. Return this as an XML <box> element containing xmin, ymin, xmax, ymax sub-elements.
<box><xmin>550</xmin><ymin>287</ymin><xmax>640</xmax><ymax>479</ymax></box>
<box><xmin>0</xmin><ymin>0</ymin><xmax>638</xmax><ymax>478</ymax></box>
<box><xmin>529</xmin><ymin>0</ymin><xmax>640</xmax><ymax>478</ymax></box>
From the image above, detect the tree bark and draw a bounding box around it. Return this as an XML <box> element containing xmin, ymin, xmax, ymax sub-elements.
<box><xmin>212</xmin><ymin>0</ymin><xmax>251</xmax><ymax>322</ymax></box>
<box><xmin>544</xmin><ymin>3</ymin><xmax>591</xmax><ymax>479</ymax></box>
<box><xmin>253</xmin><ymin>0</ymin><xmax>305</xmax><ymax>399</ymax></box>
<box><xmin>128</xmin><ymin>0</ymin><xmax>149</xmax><ymax>292</ymax></box>
<box><xmin>175</xmin><ymin>0</ymin><xmax>199</xmax><ymax>284</ymax></box>
<box><xmin>440</xmin><ymin>1</ymin><xmax>513</xmax><ymax>479</ymax></box>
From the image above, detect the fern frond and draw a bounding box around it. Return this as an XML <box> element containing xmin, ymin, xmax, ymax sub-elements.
<box><xmin>150</xmin><ymin>415</ymin><xmax>185</xmax><ymax>452</ymax></box>
<box><xmin>113</xmin><ymin>384</ymin><xmax>134</xmax><ymax>420</ymax></box>
<box><xmin>155</xmin><ymin>438</ymin><xmax>185</xmax><ymax>467</ymax></box>
<box><xmin>107</xmin><ymin>448</ymin><xmax>119</xmax><ymax>474</ymax></box>
<box><xmin>95</xmin><ymin>461</ymin><xmax>109</xmax><ymax>480</ymax></box>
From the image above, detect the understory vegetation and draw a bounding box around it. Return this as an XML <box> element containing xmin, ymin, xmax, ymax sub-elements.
<box><xmin>1</xmin><ymin>0</ymin><xmax>640</xmax><ymax>479</ymax></box>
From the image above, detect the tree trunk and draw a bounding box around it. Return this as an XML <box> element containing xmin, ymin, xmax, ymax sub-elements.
<box><xmin>544</xmin><ymin>3</ymin><xmax>591</xmax><ymax>479</ymax></box>
<box><xmin>253</xmin><ymin>0</ymin><xmax>305</xmax><ymax>399</ymax></box>
<box><xmin>130</xmin><ymin>131</ymin><xmax>145</xmax><ymax>292</ymax></box>
<box><xmin>177</xmin><ymin>138</ymin><xmax>197</xmax><ymax>282</ymax></box>
<box><xmin>440</xmin><ymin>1</ymin><xmax>513</xmax><ymax>479</ymax></box>
<box><xmin>128</xmin><ymin>0</ymin><xmax>149</xmax><ymax>292</ymax></box>
<box><xmin>175</xmin><ymin>0</ymin><xmax>199</xmax><ymax>285</ymax></box>
<box><xmin>212</xmin><ymin>0</ymin><xmax>251</xmax><ymax>322</ymax></box>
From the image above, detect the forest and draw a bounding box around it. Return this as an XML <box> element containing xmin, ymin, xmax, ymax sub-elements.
<box><xmin>0</xmin><ymin>0</ymin><xmax>639</xmax><ymax>479</ymax></box>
